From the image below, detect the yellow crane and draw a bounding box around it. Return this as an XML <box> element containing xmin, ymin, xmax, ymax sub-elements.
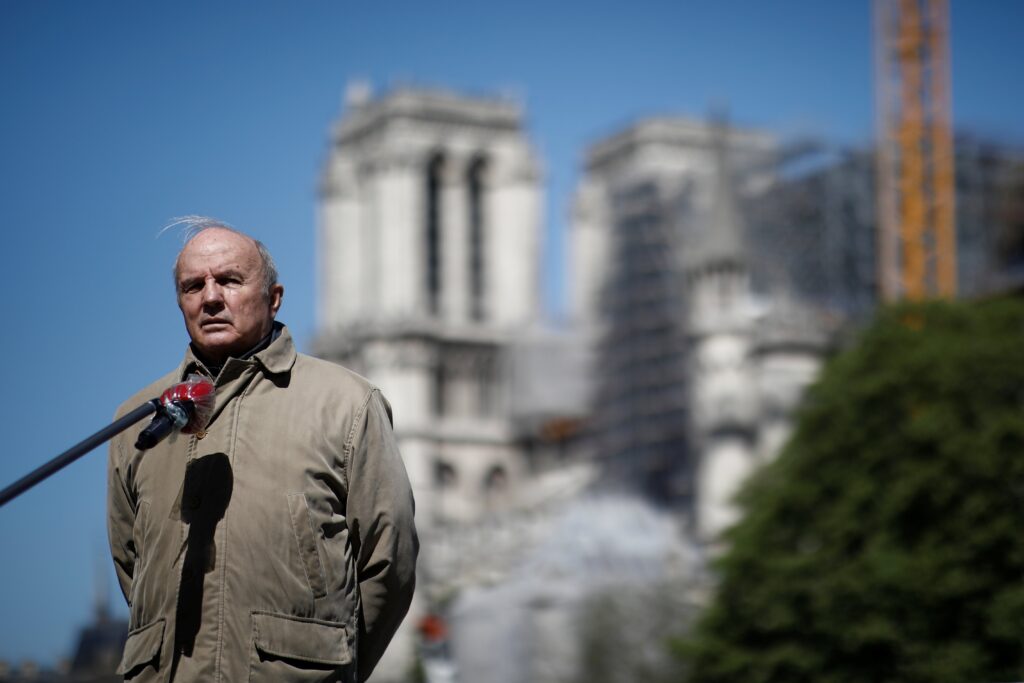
<box><xmin>874</xmin><ymin>0</ymin><xmax>957</xmax><ymax>301</ymax></box>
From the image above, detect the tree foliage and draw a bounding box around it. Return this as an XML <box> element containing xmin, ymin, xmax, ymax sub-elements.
<box><xmin>681</xmin><ymin>299</ymin><xmax>1024</xmax><ymax>683</ymax></box>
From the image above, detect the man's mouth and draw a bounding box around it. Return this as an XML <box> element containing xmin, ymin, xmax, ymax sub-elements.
<box><xmin>201</xmin><ymin>319</ymin><xmax>231</xmax><ymax>328</ymax></box>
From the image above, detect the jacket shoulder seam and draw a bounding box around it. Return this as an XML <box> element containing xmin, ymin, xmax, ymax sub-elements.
<box><xmin>342</xmin><ymin>387</ymin><xmax>379</xmax><ymax>474</ymax></box>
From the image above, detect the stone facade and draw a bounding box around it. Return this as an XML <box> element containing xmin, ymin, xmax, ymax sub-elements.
<box><xmin>570</xmin><ymin>117</ymin><xmax>830</xmax><ymax>542</ymax></box>
<box><xmin>316</xmin><ymin>85</ymin><xmax>547</xmax><ymax>528</ymax></box>
<box><xmin>315</xmin><ymin>84</ymin><xmax>569</xmax><ymax>681</ymax></box>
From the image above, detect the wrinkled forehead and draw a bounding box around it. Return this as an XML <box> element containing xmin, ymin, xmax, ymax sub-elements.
<box><xmin>175</xmin><ymin>229</ymin><xmax>262</xmax><ymax>279</ymax></box>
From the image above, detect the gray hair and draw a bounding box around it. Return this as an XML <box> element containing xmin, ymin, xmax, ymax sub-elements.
<box><xmin>165</xmin><ymin>215</ymin><xmax>279</xmax><ymax>298</ymax></box>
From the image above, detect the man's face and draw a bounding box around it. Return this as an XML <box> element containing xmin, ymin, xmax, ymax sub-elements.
<box><xmin>175</xmin><ymin>228</ymin><xmax>283</xmax><ymax>364</ymax></box>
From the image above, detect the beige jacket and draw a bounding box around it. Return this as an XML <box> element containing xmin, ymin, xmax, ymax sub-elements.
<box><xmin>107</xmin><ymin>326</ymin><xmax>417</xmax><ymax>682</ymax></box>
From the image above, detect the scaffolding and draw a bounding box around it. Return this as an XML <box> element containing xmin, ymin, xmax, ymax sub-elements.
<box><xmin>746</xmin><ymin>145</ymin><xmax>878</xmax><ymax>321</ymax></box>
<box><xmin>588</xmin><ymin>179</ymin><xmax>692</xmax><ymax>507</ymax></box>
<box><xmin>748</xmin><ymin>135</ymin><xmax>1024</xmax><ymax>318</ymax></box>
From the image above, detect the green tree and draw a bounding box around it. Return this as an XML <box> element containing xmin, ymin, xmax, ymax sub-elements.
<box><xmin>681</xmin><ymin>299</ymin><xmax>1024</xmax><ymax>683</ymax></box>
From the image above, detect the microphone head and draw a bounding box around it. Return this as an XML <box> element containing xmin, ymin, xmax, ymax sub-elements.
<box><xmin>159</xmin><ymin>374</ymin><xmax>216</xmax><ymax>434</ymax></box>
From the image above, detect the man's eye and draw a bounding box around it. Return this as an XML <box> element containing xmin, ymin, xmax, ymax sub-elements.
<box><xmin>182</xmin><ymin>283</ymin><xmax>202</xmax><ymax>293</ymax></box>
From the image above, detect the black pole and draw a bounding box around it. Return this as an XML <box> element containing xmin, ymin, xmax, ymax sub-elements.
<box><xmin>0</xmin><ymin>399</ymin><xmax>160</xmax><ymax>508</ymax></box>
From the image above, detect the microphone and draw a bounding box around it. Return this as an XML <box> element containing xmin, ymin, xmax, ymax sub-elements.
<box><xmin>135</xmin><ymin>375</ymin><xmax>216</xmax><ymax>450</ymax></box>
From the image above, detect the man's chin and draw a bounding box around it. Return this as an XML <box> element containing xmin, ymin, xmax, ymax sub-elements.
<box><xmin>192</xmin><ymin>334</ymin><xmax>243</xmax><ymax>364</ymax></box>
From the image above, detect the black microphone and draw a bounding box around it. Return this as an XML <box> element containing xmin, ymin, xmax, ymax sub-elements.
<box><xmin>134</xmin><ymin>376</ymin><xmax>216</xmax><ymax>451</ymax></box>
<box><xmin>135</xmin><ymin>400</ymin><xmax>193</xmax><ymax>450</ymax></box>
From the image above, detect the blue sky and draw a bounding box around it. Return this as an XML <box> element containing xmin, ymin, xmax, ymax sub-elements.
<box><xmin>0</xmin><ymin>0</ymin><xmax>1021</xmax><ymax>666</ymax></box>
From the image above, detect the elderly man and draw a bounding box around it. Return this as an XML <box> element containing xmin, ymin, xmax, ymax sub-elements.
<box><xmin>107</xmin><ymin>222</ymin><xmax>417</xmax><ymax>682</ymax></box>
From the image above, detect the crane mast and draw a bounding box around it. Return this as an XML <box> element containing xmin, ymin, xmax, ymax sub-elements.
<box><xmin>874</xmin><ymin>0</ymin><xmax>957</xmax><ymax>301</ymax></box>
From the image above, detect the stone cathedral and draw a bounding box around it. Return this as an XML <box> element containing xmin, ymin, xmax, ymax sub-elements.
<box><xmin>315</xmin><ymin>84</ymin><xmax>831</xmax><ymax>681</ymax></box>
<box><xmin>315</xmin><ymin>84</ymin><xmax>547</xmax><ymax>523</ymax></box>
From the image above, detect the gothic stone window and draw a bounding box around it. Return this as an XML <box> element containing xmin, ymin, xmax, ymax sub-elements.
<box><xmin>425</xmin><ymin>152</ymin><xmax>444</xmax><ymax>316</ymax></box>
<box><xmin>434</xmin><ymin>459</ymin><xmax>457</xmax><ymax>490</ymax></box>
<box><xmin>483</xmin><ymin>465</ymin><xmax>508</xmax><ymax>494</ymax></box>
<box><xmin>467</xmin><ymin>154</ymin><xmax>488</xmax><ymax>321</ymax></box>
<box><xmin>432</xmin><ymin>360</ymin><xmax>447</xmax><ymax>417</ymax></box>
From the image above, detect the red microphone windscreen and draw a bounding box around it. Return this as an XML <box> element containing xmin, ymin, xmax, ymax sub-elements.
<box><xmin>159</xmin><ymin>374</ymin><xmax>216</xmax><ymax>433</ymax></box>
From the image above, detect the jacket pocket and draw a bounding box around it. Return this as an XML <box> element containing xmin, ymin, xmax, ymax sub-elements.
<box><xmin>116</xmin><ymin>617</ymin><xmax>165</xmax><ymax>678</ymax></box>
<box><xmin>287</xmin><ymin>492</ymin><xmax>328</xmax><ymax>599</ymax></box>
<box><xmin>249</xmin><ymin>610</ymin><xmax>354</xmax><ymax>683</ymax></box>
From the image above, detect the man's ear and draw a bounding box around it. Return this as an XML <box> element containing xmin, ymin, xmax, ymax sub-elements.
<box><xmin>269</xmin><ymin>284</ymin><xmax>284</xmax><ymax>317</ymax></box>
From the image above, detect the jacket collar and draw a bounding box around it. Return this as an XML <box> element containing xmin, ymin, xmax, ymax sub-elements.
<box><xmin>179</xmin><ymin>322</ymin><xmax>296</xmax><ymax>381</ymax></box>
<box><xmin>252</xmin><ymin>322</ymin><xmax>296</xmax><ymax>375</ymax></box>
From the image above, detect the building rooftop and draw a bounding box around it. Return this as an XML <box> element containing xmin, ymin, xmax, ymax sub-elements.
<box><xmin>333</xmin><ymin>85</ymin><xmax>524</xmax><ymax>145</ymax></box>
<box><xmin>585</xmin><ymin>116</ymin><xmax>775</xmax><ymax>173</ymax></box>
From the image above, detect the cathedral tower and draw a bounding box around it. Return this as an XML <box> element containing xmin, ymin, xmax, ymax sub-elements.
<box><xmin>317</xmin><ymin>85</ymin><xmax>543</xmax><ymax>526</ymax></box>
<box><xmin>684</xmin><ymin>123</ymin><xmax>760</xmax><ymax>541</ymax></box>
<box><xmin>315</xmin><ymin>83</ymin><xmax>544</xmax><ymax>681</ymax></box>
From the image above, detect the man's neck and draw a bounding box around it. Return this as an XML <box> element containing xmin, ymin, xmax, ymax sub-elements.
<box><xmin>192</xmin><ymin>322</ymin><xmax>282</xmax><ymax>378</ymax></box>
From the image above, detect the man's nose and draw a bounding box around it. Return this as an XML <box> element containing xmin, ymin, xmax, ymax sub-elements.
<box><xmin>201</xmin><ymin>281</ymin><xmax>225</xmax><ymax>306</ymax></box>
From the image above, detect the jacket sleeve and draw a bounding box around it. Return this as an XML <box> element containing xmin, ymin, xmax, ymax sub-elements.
<box><xmin>346</xmin><ymin>389</ymin><xmax>419</xmax><ymax>681</ymax></box>
<box><xmin>107</xmin><ymin>434</ymin><xmax>137</xmax><ymax>604</ymax></box>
